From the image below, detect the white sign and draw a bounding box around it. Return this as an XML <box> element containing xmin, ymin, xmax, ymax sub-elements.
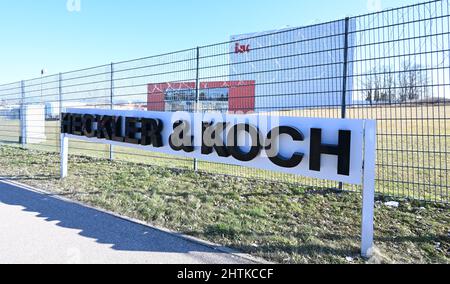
<box><xmin>60</xmin><ymin>108</ymin><xmax>376</xmax><ymax>257</ymax></box>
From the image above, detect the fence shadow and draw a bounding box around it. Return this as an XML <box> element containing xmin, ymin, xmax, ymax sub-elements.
<box><xmin>0</xmin><ymin>181</ymin><xmax>223</xmax><ymax>254</ymax></box>
<box><xmin>0</xmin><ymin>175</ymin><xmax>59</xmax><ymax>181</ymax></box>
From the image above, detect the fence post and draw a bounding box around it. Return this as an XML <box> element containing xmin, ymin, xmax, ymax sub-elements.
<box><xmin>58</xmin><ymin>73</ymin><xmax>63</xmax><ymax>114</ymax></box>
<box><xmin>109</xmin><ymin>62</ymin><xmax>114</xmax><ymax>161</ymax></box>
<box><xmin>339</xmin><ymin>17</ymin><xmax>351</xmax><ymax>191</ymax></box>
<box><xmin>341</xmin><ymin>17</ymin><xmax>350</xmax><ymax>119</ymax></box>
<box><xmin>193</xmin><ymin>47</ymin><xmax>200</xmax><ymax>171</ymax></box>
<box><xmin>58</xmin><ymin>73</ymin><xmax>63</xmax><ymax>153</ymax></box>
<box><xmin>20</xmin><ymin>80</ymin><xmax>26</xmax><ymax>148</ymax></box>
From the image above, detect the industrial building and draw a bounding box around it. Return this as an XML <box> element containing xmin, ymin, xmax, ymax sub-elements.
<box><xmin>148</xmin><ymin>19</ymin><xmax>355</xmax><ymax>113</ymax></box>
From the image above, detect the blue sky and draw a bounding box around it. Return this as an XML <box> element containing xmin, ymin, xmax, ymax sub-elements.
<box><xmin>0</xmin><ymin>0</ymin><xmax>422</xmax><ymax>84</ymax></box>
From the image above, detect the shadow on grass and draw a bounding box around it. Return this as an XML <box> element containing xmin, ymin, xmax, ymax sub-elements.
<box><xmin>0</xmin><ymin>175</ymin><xmax>60</xmax><ymax>181</ymax></box>
<box><xmin>376</xmin><ymin>235</ymin><xmax>449</xmax><ymax>243</ymax></box>
<box><xmin>158</xmin><ymin>187</ymin><xmax>350</xmax><ymax>200</ymax></box>
<box><xmin>235</xmin><ymin>243</ymin><xmax>360</xmax><ymax>258</ymax></box>
<box><xmin>200</xmin><ymin>226</ymin><xmax>448</xmax><ymax>260</ymax></box>
<box><xmin>0</xmin><ymin>181</ymin><xmax>227</xmax><ymax>254</ymax></box>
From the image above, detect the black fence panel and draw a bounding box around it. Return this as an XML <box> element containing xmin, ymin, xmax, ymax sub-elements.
<box><xmin>0</xmin><ymin>0</ymin><xmax>448</xmax><ymax>203</ymax></box>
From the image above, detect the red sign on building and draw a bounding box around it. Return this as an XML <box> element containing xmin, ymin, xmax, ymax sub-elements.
<box><xmin>147</xmin><ymin>81</ymin><xmax>255</xmax><ymax>113</ymax></box>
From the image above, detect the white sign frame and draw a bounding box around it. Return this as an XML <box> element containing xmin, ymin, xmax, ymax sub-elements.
<box><xmin>59</xmin><ymin>108</ymin><xmax>376</xmax><ymax>258</ymax></box>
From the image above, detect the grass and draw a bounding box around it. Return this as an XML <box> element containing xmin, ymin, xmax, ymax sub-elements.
<box><xmin>1</xmin><ymin>104</ymin><xmax>449</xmax><ymax>202</ymax></box>
<box><xmin>0</xmin><ymin>145</ymin><xmax>448</xmax><ymax>264</ymax></box>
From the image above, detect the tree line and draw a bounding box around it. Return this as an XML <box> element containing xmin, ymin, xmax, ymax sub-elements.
<box><xmin>363</xmin><ymin>61</ymin><xmax>429</xmax><ymax>105</ymax></box>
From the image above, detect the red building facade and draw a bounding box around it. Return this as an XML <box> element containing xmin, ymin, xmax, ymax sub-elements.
<box><xmin>147</xmin><ymin>81</ymin><xmax>255</xmax><ymax>113</ymax></box>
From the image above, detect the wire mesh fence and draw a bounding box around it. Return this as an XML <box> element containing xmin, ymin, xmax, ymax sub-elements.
<box><xmin>0</xmin><ymin>0</ymin><xmax>448</xmax><ymax>203</ymax></box>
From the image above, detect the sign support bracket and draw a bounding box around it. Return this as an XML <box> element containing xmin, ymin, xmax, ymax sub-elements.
<box><xmin>361</xmin><ymin>120</ymin><xmax>376</xmax><ymax>258</ymax></box>
<box><xmin>61</xmin><ymin>133</ymin><xmax>69</xmax><ymax>179</ymax></box>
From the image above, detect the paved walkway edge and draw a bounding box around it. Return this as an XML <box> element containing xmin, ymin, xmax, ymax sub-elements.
<box><xmin>0</xmin><ymin>178</ymin><xmax>271</xmax><ymax>264</ymax></box>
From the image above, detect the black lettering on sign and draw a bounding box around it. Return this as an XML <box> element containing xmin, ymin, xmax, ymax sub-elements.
<box><xmin>266</xmin><ymin>126</ymin><xmax>305</xmax><ymax>168</ymax></box>
<box><xmin>201</xmin><ymin>122</ymin><xmax>230</xmax><ymax>157</ymax></box>
<box><xmin>309</xmin><ymin>128</ymin><xmax>351</xmax><ymax>176</ymax></box>
<box><xmin>141</xmin><ymin>118</ymin><xmax>164</xmax><ymax>148</ymax></box>
<box><xmin>169</xmin><ymin>120</ymin><xmax>194</xmax><ymax>153</ymax></box>
<box><xmin>124</xmin><ymin>117</ymin><xmax>141</xmax><ymax>145</ymax></box>
<box><xmin>111</xmin><ymin>116</ymin><xmax>124</xmax><ymax>143</ymax></box>
<box><xmin>60</xmin><ymin>112</ymin><xmax>357</xmax><ymax>177</ymax></box>
<box><xmin>97</xmin><ymin>115</ymin><xmax>112</xmax><ymax>140</ymax></box>
<box><xmin>71</xmin><ymin>114</ymin><xmax>83</xmax><ymax>136</ymax></box>
<box><xmin>82</xmin><ymin>114</ymin><xmax>96</xmax><ymax>138</ymax></box>
<box><xmin>227</xmin><ymin>123</ymin><xmax>262</xmax><ymax>162</ymax></box>
<box><xmin>61</xmin><ymin>113</ymin><xmax>72</xmax><ymax>134</ymax></box>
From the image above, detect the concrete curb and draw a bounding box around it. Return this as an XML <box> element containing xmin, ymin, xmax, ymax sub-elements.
<box><xmin>0</xmin><ymin>178</ymin><xmax>272</xmax><ymax>264</ymax></box>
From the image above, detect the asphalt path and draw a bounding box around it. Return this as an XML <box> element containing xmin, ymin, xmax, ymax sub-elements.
<box><xmin>0</xmin><ymin>180</ymin><xmax>255</xmax><ymax>264</ymax></box>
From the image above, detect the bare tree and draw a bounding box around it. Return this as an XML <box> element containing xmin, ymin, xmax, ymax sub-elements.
<box><xmin>363</xmin><ymin>70</ymin><xmax>375</xmax><ymax>106</ymax></box>
<box><xmin>380</xmin><ymin>66</ymin><xmax>395</xmax><ymax>104</ymax></box>
<box><xmin>363</xmin><ymin>66</ymin><xmax>396</xmax><ymax>105</ymax></box>
<box><xmin>399</xmin><ymin>62</ymin><xmax>429</xmax><ymax>102</ymax></box>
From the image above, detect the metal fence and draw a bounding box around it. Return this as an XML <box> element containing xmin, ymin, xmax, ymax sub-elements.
<box><xmin>0</xmin><ymin>0</ymin><xmax>449</xmax><ymax>203</ymax></box>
